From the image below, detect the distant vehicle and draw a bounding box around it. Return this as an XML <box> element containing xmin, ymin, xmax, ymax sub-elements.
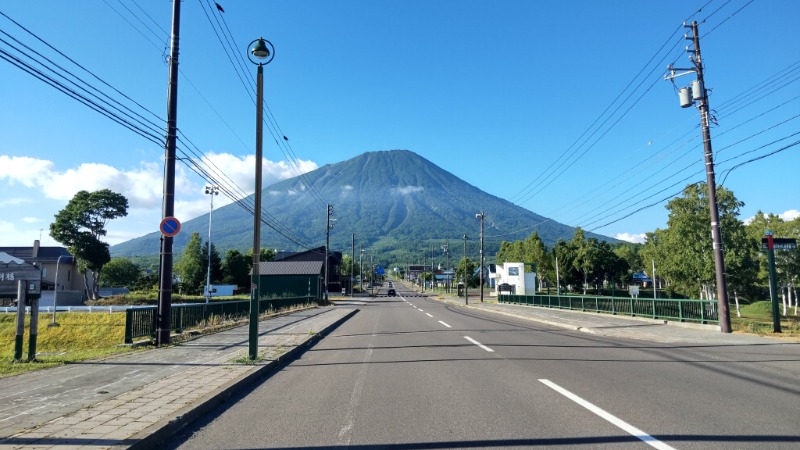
<box><xmin>388</xmin><ymin>282</ymin><xmax>393</xmax><ymax>288</ymax></box>
<box><xmin>387</xmin><ymin>288</ymin><xmax>397</xmax><ymax>297</ymax></box>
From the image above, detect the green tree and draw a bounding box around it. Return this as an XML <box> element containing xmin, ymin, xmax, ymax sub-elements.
<box><xmin>456</xmin><ymin>257</ymin><xmax>477</xmax><ymax>287</ymax></box>
<box><xmin>50</xmin><ymin>189</ymin><xmax>128</xmax><ymax>300</ymax></box>
<box><xmin>221</xmin><ymin>249</ymin><xmax>251</xmax><ymax>288</ymax></box>
<box><xmin>200</xmin><ymin>242</ymin><xmax>223</xmax><ymax>285</ymax></box>
<box><xmin>176</xmin><ymin>232</ymin><xmax>204</xmax><ymax>295</ymax></box>
<box><xmin>653</xmin><ymin>183</ymin><xmax>756</xmax><ymax>299</ymax></box>
<box><xmin>100</xmin><ymin>258</ymin><xmax>142</xmax><ymax>288</ymax></box>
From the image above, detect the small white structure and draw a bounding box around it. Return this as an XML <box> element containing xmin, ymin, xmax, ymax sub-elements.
<box><xmin>494</xmin><ymin>262</ymin><xmax>536</xmax><ymax>296</ymax></box>
<box><xmin>204</xmin><ymin>284</ymin><xmax>237</xmax><ymax>297</ymax></box>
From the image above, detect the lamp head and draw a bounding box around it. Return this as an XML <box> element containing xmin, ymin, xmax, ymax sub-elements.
<box><xmin>251</xmin><ymin>38</ymin><xmax>270</xmax><ymax>59</ymax></box>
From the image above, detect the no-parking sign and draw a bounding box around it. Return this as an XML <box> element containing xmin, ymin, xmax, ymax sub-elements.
<box><xmin>159</xmin><ymin>216</ymin><xmax>181</xmax><ymax>237</ymax></box>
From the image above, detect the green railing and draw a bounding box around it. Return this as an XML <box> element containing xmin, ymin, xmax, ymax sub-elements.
<box><xmin>124</xmin><ymin>296</ymin><xmax>316</xmax><ymax>343</ymax></box>
<box><xmin>498</xmin><ymin>293</ymin><xmax>718</xmax><ymax>324</ymax></box>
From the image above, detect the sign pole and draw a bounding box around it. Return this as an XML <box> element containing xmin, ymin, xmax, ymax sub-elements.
<box><xmin>765</xmin><ymin>233</ymin><xmax>781</xmax><ymax>333</ymax></box>
<box><xmin>14</xmin><ymin>280</ymin><xmax>26</xmax><ymax>361</ymax></box>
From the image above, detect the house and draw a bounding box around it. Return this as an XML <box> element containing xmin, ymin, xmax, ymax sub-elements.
<box><xmin>0</xmin><ymin>241</ymin><xmax>84</xmax><ymax>306</ymax></box>
<box><xmin>275</xmin><ymin>246</ymin><xmax>342</xmax><ymax>294</ymax></box>
<box><xmin>256</xmin><ymin>260</ymin><xmax>323</xmax><ymax>300</ymax></box>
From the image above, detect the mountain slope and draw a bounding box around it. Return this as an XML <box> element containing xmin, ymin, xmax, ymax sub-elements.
<box><xmin>111</xmin><ymin>150</ymin><xmax>615</xmax><ymax>264</ymax></box>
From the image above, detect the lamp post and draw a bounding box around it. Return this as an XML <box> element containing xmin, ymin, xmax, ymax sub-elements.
<box><xmin>360</xmin><ymin>248</ymin><xmax>365</xmax><ymax>293</ymax></box>
<box><xmin>50</xmin><ymin>255</ymin><xmax>73</xmax><ymax>327</ymax></box>
<box><xmin>204</xmin><ymin>184</ymin><xmax>219</xmax><ymax>303</ymax></box>
<box><xmin>476</xmin><ymin>212</ymin><xmax>484</xmax><ymax>302</ymax></box>
<box><xmin>247</xmin><ymin>36</ymin><xmax>274</xmax><ymax>360</ymax></box>
<box><xmin>463</xmin><ymin>234</ymin><xmax>468</xmax><ymax>305</ymax></box>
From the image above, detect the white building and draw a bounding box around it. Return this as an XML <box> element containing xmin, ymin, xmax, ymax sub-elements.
<box><xmin>493</xmin><ymin>262</ymin><xmax>536</xmax><ymax>296</ymax></box>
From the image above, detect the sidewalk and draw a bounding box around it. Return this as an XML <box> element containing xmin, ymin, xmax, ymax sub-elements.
<box><xmin>0</xmin><ymin>305</ymin><xmax>358</xmax><ymax>450</ymax></box>
<box><xmin>408</xmin><ymin>282</ymin><xmax>797</xmax><ymax>346</ymax></box>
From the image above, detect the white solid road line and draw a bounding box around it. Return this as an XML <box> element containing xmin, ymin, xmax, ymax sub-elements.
<box><xmin>464</xmin><ymin>336</ymin><xmax>494</xmax><ymax>352</ymax></box>
<box><xmin>538</xmin><ymin>379</ymin><xmax>676</xmax><ymax>450</ymax></box>
<box><xmin>425</xmin><ymin>313</ymin><xmax>433</xmax><ymax>318</ymax></box>
<box><xmin>438</xmin><ymin>321</ymin><xmax>451</xmax><ymax>328</ymax></box>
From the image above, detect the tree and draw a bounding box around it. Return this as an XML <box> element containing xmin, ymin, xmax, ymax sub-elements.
<box><xmin>221</xmin><ymin>249</ymin><xmax>250</xmax><ymax>288</ymax></box>
<box><xmin>653</xmin><ymin>183</ymin><xmax>756</xmax><ymax>299</ymax></box>
<box><xmin>176</xmin><ymin>232</ymin><xmax>204</xmax><ymax>295</ymax></box>
<box><xmin>101</xmin><ymin>258</ymin><xmax>142</xmax><ymax>288</ymax></box>
<box><xmin>456</xmin><ymin>257</ymin><xmax>477</xmax><ymax>287</ymax></box>
<box><xmin>200</xmin><ymin>241</ymin><xmax>223</xmax><ymax>285</ymax></box>
<box><xmin>50</xmin><ymin>189</ymin><xmax>128</xmax><ymax>300</ymax></box>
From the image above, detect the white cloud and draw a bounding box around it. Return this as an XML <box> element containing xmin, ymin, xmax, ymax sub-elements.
<box><xmin>342</xmin><ymin>185</ymin><xmax>353</xmax><ymax>190</ymax></box>
<box><xmin>615</xmin><ymin>232</ymin><xmax>646</xmax><ymax>244</ymax></box>
<box><xmin>0</xmin><ymin>153</ymin><xmax>320</xmax><ymax>246</ymax></box>
<box><xmin>780</xmin><ymin>209</ymin><xmax>799</xmax><ymax>221</ymax></box>
<box><xmin>392</xmin><ymin>186</ymin><xmax>424</xmax><ymax>195</ymax></box>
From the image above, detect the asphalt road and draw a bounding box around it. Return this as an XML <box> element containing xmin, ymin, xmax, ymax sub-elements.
<box><xmin>166</xmin><ymin>284</ymin><xmax>800</xmax><ymax>449</ymax></box>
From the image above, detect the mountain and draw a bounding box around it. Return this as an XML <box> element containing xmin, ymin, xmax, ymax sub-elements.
<box><xmin>111</xmin><ymin>150</ymin><xmax>615</xmax><ymax>265</ymax></box>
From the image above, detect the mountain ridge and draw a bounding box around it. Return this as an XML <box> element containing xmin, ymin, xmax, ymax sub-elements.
<box><xmin>111</xmin><ymin>150</ymin><xmax>616</xmax><ymax>264</ymax></box>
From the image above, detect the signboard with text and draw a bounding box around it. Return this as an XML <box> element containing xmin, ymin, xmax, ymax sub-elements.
<box><xmin>0</xmin><ymin>262</ymin><xmax>42</xmax><ymax>298</ymax></box>
<box><xmin>761</xmin><ymin>237</ymin><xmax>797</xmax><ymax>251</ymax></box>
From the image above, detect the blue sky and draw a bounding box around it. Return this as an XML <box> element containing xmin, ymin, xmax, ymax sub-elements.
<box><xmin>1</xmin><ymin>0</ymin><xmax>798</xmax><ymax>249</ymax></box>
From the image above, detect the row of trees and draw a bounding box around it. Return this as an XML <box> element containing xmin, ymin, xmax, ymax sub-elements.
<box><xmin>102</xmin><ymin>232</ymin><xmax>275</xmax><ymax>295</ymax></box>
<box><xmin>493</xmin><ymin>183</ymin><xmax>799</xmax><ymax>301</ymax></box>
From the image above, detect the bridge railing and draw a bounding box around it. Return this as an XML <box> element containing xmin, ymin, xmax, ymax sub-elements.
<box><xmin>124</xmin><ymin>296</ymin><xmax>316</xmax><ymax>344</ymax></box>
<box><xmin>498</xmin><ymin>293</ymin><xmax>718</xmax><ymax>324</ymax></box>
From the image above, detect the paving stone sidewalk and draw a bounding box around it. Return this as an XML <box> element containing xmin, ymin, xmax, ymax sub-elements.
<box><xmin>0</xmin><ymin>306</ymin><xmax>357</xmax><ymax>450</ymax></box>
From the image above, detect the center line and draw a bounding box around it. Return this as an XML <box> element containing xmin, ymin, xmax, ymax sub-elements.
<box><xmin>539</xmin><ymin>379</ymin><xmax>676</xmax><ymax>450</ymax></box>
<box><xmin>425</xmin><ymin>313</ymin><xmax>433</xmax><ymax>318</ymax></box>
<box><xmin>438</xmin><ymin>321</ymin><xmax>451</xmax><ymax>328</ymax></box>
<box><xmin>464</xmin><ymin>336</ymin><xmax>494</xmax><ymax>352</ymax></box>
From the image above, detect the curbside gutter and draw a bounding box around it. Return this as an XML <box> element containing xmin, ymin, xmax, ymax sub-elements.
<box><xmin>125</xmin><ymin>308</ymin><xmax>359</xmax><ymax>450</ymax></box>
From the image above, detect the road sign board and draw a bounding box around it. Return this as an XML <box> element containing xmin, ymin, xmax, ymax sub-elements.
<box><xmin>159</xmin><ymin>216</ymin><xmax>181</xmax><ymax>237</ymax></box>
<box><xmin>761</xmin><ymin>237</ymin><xmax>797</xmax><ymax>251</ymax></box>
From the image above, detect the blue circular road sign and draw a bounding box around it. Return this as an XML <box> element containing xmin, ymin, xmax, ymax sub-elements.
<box><xmin>160</xmin><ymin>216</ymin><xmax>181</xmax><ymax>237</ymax></box>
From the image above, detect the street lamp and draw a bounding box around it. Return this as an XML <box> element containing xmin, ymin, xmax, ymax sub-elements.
<box><xmin>247</xmin><ymin>36</ymin><xmax>275</xmax><ymax>360</ymax></box>
<box><xmin>204</xmin><ymin>184</ymin><xmax>219</xmax><ymax>303</ymax></box>
<box><xmin>360</xmin><ymin>248</ymin><xmax>365</xmax><ymax>294</ymax></box>
<box><xmin>50</xmin><ymin>255</ymin><xmax>73</xmax><ymax>327</ymax></box>
<box><xmin>476</xmin><ymin>212</ymin><xmax>484</xmax><ymax>303</ymax></box>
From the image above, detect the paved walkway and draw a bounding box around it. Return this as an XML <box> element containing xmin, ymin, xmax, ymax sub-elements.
<box><xmin>0</xmin><ymin>306</ymin><xmax>358</xmax><ymax>450</ymax></box>
<box><xmin>402</xmin><ymin>282</ymin><xmax>799</xmax><ymax>346</ymax></box>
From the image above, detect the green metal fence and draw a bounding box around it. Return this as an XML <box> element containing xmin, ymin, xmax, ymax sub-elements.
<box><xmin>498</xmin><ymin>293</ymin><xmax>718</xmax><ymax>324</ymax></box>
<box><xmin>124</xmin><ymin>296</ymin><xmax>316</xmax><ymax>343</ymax></box>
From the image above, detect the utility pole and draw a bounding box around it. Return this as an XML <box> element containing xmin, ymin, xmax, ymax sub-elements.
<box><xmin>463</xmin><ymin>234</ymin><xmax>468</xmax><ymax>305</ymax></box>
<box><xmin>156</xmin><ymin>0</ymin><xmax>181</xmax><ymax>347</ymax></box>
<box><xmin>665</xmin><ymin>20</ymin><xmax>731</xmax><ymax>333</ymax></box>
<box><xmin>476</xmin><ymin>212</ymin><xmax>485</xmax><ymax>302</ymax></box>
<box><xmin>325</xmin><ymin>204</ymin><xmax>333</xmax><ymax>302</ymax></box>
<box><xmin>351</xmin><ymin>233</ymin><xmax>355</xmax><ymax>297</ymax></box>
<box><xmin>442</xmin><ymin>239</ymin><xmax>450</xmax><ymax>293</ymax></box>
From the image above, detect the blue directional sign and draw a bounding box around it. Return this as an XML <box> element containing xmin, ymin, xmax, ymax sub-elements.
<box><xmin>375</xmin><ymin>266</ymin><xmax>385</xmax><ymax>275</ymax></box>
<box><xmin>159</xmin><ymin>216</ymin><xmax>181</xmax><ymax>237</ymax></box>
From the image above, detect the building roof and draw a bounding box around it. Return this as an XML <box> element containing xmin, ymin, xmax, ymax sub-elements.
<box><xmin>0</xmin><ymin>244</ymin><xmax>72</xmax><ymax>263</ymax></box>
<box><xmin>0</xmin><ymin>252</ymin><xmax>26</xmax><ymax>265</ymax></box>
<box><xmin>257</xmin><ymin>261</ymin><xmax>324</xmax><ymax>276</ymax></box>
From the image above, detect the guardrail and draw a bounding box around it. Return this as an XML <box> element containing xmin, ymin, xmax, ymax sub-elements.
<box><xmin>124</xmin><ymin>296</ymin><xmax>316</xmax><ymax>344</ymax></box>
<box><xmin>498</xmin><ymin>293</ymin><xmax>719</xmax><ymax>324</ymax></box>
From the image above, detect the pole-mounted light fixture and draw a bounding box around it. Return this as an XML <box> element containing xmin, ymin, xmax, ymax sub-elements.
<box><xmin>247</xmin><ymin>36</ymin><xmax>275</xmax><ymax>360</ymax></box>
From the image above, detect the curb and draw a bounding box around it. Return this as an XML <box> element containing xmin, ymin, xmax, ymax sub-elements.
<box><xmin>125</xmin><ymin>308</ymin><xmax>359</xmax><ymax>450</ymax></box>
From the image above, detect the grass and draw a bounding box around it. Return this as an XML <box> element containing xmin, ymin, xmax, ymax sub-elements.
<box><xmin>0</xmin><ymin>312</ymin><xmax>137</xmax><ymax>378</ymax></box>
<box><xmin>731</xmin><ymin>301</ymin><xmax>800</xmax><ymax>337</ymax></box>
